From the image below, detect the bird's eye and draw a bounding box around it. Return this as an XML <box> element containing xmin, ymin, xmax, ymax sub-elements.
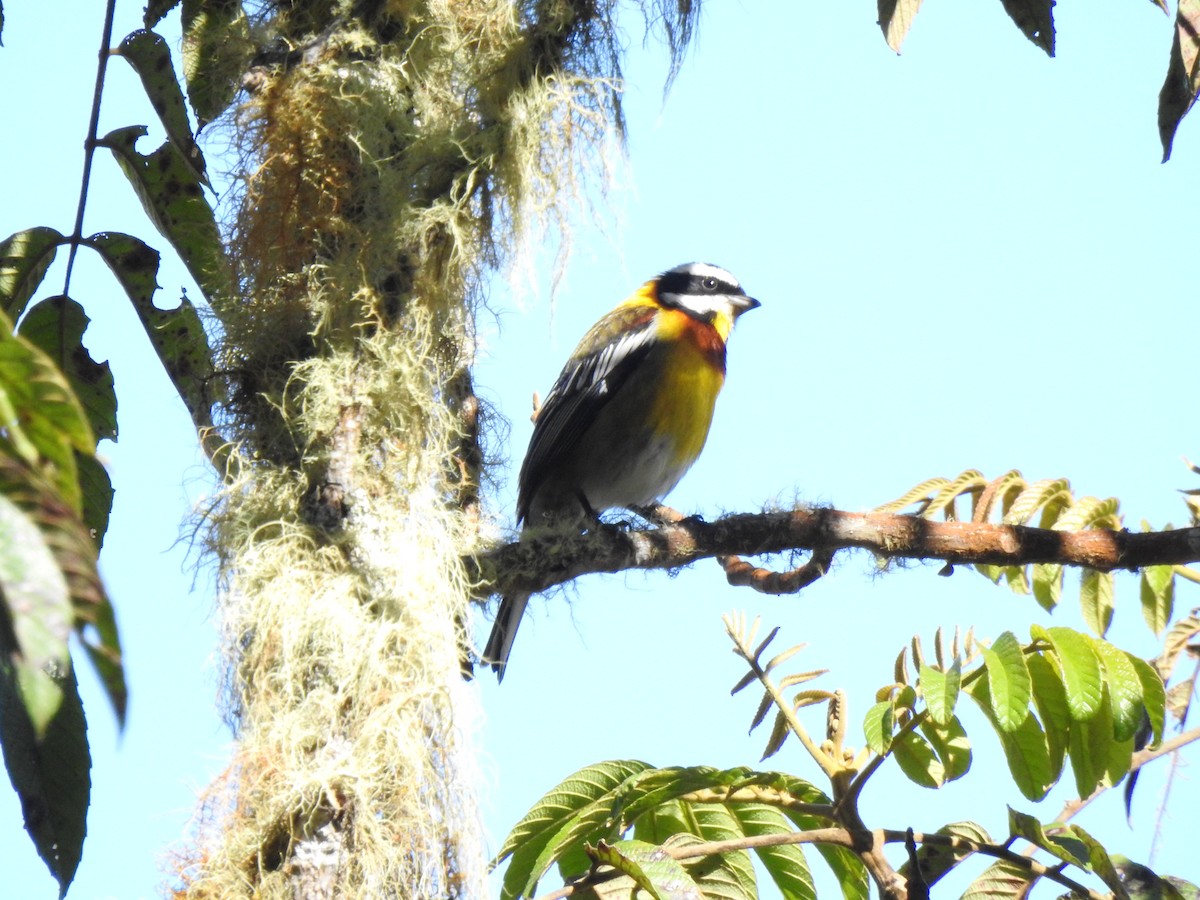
<box><xmin>701</xmin><ymin>277</ymin><xmax>718</xmax><ymax>290</ymax></box>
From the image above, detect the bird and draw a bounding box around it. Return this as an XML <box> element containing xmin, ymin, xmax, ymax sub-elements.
<box><xmin>482</xmin><ymin>262</ymin><xmax>760</xmax><ymax>680</ymax></box>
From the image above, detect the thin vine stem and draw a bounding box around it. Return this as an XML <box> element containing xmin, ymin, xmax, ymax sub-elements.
<box><xmin>63</xmin><ymin>0</ymin><xmax>118</xmax><ymax>297</ymax></box>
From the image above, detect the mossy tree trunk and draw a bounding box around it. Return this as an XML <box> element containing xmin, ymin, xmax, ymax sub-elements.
<box><xmin>176</xmin><ymin>2</ymin><xmax>698</xmax><ymax>896</ymax></box>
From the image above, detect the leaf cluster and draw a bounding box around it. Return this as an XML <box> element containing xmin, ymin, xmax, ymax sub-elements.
<box><xmin>878</xmin><ymin>469</ymin><xmax>1187</xmax><ymax>638</ymax></box>
<box><xmin>876</xmin><ymin>0</ymin><xmax>1200</xmax><ymax>162</ymax></box>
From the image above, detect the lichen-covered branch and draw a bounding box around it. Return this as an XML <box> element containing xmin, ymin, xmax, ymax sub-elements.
<box><xmin>474</xmin><ymin>507</ymin><xmax>1200</xmax><ymax>597</ymax></box>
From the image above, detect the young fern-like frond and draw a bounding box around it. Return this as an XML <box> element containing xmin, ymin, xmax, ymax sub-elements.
<box><xmin>724</xmin><ymin>613</ymin><xmax>839</xmax><ymax>775</ymax></box>
<box><xmin>874</xmin><ymin>470</ymin><xmax>1191</xmax><ymax>639</ymax></box>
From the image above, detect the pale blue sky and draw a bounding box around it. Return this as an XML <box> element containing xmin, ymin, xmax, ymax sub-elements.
<box><xmin>3</xmin><ymin>1</ymin><xmax>1198</xmax><ymax>898</ymax></box>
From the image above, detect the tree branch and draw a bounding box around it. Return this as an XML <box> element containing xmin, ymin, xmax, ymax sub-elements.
<box><xmin>471</xmin><ymin>507</ymin><xmax>1200</xmax><ymax>598</ymax></box>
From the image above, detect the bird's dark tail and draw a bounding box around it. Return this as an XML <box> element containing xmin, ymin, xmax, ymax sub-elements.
<box><xmin>482</xmin><ymin>591</ymin><xmax>530</xmax><ymax>682</ymax></box>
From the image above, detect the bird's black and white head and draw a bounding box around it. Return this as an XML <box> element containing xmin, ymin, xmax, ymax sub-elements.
<box><xmin>654</xmin><ymin>262</ymin><xmax>760</xmax><ymax>324</ymax></box>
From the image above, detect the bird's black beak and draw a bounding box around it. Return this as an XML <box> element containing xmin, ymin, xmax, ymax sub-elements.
<box><xmin>733</xmin><ymin>295</ymin><xmax>761</xmax><ymax>317</ymax></box>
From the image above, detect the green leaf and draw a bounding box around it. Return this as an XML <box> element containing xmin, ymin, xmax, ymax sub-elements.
<box><xmin>588</xmin><ymin>839</ymin><xmax>703</xmax><ymax>900</ymax></box>
<box><xmin>1003</xmin><ymin>478</ymin><xmax>1070</xmax><ymax>525</ymax></box>
<box><xmin>1092</xmin><ymin>639</ymin><xmax>1145</xmax><ymax>742</ymax></box>
<box><xmin>965</xmin><ymin>677</ymin><xmax>1055</xmax><ymax>801</ymax></box>
<box><xmin>1026</xmin><ymin>653</ymin><xmax>1068</xmax><ymax>783</ymax></box>
<box><xmin>0</xmin><ymin>658</ymin><xmax>90</xmax><ymax>896</ymax></box>
<box><xmin>1127</xmin><ymin>655</ymin><xmax>1166</xmax><ymax>746</ymax></box>
<box><xmin>0</xmin><ymin>455</ymin><xmax>125</xmax><ymax>726</ymax></box>
<box><xmin>901</xmin><ymin>821</ymin><xmax>990</xmax><ymax>890</ymax></box>
<box><xmin>919</xmin><ymin>715</ymin><xmax>971</xmax><ymax>783</ymax></box>
<box><xmin>1068</xmin><ymin>824</ymin><xmax>1131</xmax><ymax>900</ymax></box>
<box><xmin>864</xmin><ymin>699</ymin><xmax>895</xmax><ymax>754</ymax></box>
<box><xmin>1000</xmin><ymin>0</ymin><xmax>1055</xmax><ymax>56</ymax></box>
<box><xmin>688</xmin><ymin>804</ymin><xmax>756</xmax><ymax>896</ymax></box>
<box><xmin>961</xmin><ymin>859</ymin><xmax>1036</xmax><ymax>900</ymax></box>
<box><xmin>1033</xmin><ymin>625</ymin><xmax>1103</xmax><ymax>722</ymax></box>
<box><xmin>96</xmin><ymin>126</ymin><xmax>229</xmax><ymax>302</ymax></box>
<box><xmin>1116</xmin><ymin>858</ymin><xmax>1196</xmax><ymax>900</ymax></box>
<box><xmin>181</xmin><ymin>0</ymin><xmax>252</xmax><ymax>125</ymax></box>
<box><xmin>1080</xmin><ymin>568</ymin><xmax>1115</xmax><ymax>637</ymax></box>
<box><xmin>1159</xmin><ymin>0</ymin><xmax>1200</xmax><ymax>162</ymax></box>
<box><xmin>0</xmin><ymin>492</ymin><xmax>70</xmax><ymax>734</ymax></box>
<box><xmin>892</xmin><ymin>730</ymin><xmax>943</xmax><ymax>788</ymax></box>
<box><xmin>1140</xmin><ymin>565</ymin><xmax>1175</xmax><ymax>635</ymax></box>
<box><xmin>1031</xmin><ymin>562</ymin><xmax>1062</xmax><ymax>611</ymax></box>
<box><xmin>116</xmin><ymin>30</ymin><xmax>209</xmax><ymax>186</ymax></box>
<box><xmin>1007</xmin><ymin>808</ymin><xmax>1086</xmax><ymax>867</ymax></box>
<box><xmin>495</xmin><ymin>759</ymin><xmax>653</xmax><ymax>899</ymax></box>
<box><xmin>88</xmin><ymin>232</ymin><xmax>214</xmax><ymax>427</ymax></box>
<box><xmin>919</xmin><ymin>660</ymin><xmax>960</xmax><ymax>726</ymax></box>
<box><xmin>730</xmin><ymin>804</ymin><xmax>814</xmax><ymax>900</ymax></box>
<box><xmin>1067</xmin><ymin>682</ymin><xmax>1132</xmax><ymax>799</ymax></box>
<box><xmin>19</xmin><ymin>297</ymin><xmax>117</xmax><ymax>442</ymax></box>
<box><xmin>74</xmin><ymin>452</ymin><xmax>114</xmax><ymax>552</ymax></box>
<box><xmin>0</xmin><ymin>310</ymin><xmax>93</xmax><ymax>511</ymax></box>
<box><xmin>0</xmin><ymin>227</ymin><xmax>65</xmax><ymax>320</ymax></box>
<box><xmin>980</xmin><ymin>631</ymin><xmax>1031</xmax><ymax>732</ymax></box>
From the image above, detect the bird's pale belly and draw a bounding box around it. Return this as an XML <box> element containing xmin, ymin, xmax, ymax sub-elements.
<box><xmin>581</xmin><ymin>355</ymin><xmax>723</xmax><ymax>509</ymax></box>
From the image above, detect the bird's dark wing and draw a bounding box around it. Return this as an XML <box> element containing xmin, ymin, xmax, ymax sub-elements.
<box><xmin>517</xmin><ymin>304</ymin><xmax>658</xmax><ymax>520</ymax></box>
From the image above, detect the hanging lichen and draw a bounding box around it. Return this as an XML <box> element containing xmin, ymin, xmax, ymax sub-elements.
<box><xmin>175</xmin><ymin>1</ymin><xmax>700</xmax><ymax>896</ymax></box>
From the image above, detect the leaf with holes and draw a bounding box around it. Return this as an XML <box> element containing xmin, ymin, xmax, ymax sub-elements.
<box><xmin>97</xmin><ymin>126</ymin><xmax>228</xmax><ymax>302</ymax></box>
<box><xmin>88</xmin><ymin>232</ymin><xmax>214</xmax><ymax>427</ymax></box>
<box><xmin>117</xmin><ymin>30</ymin><xmax>208</xmax><ymax>186</ymax></box>
<box><xmin>19</xmin><ymin>297</ymin><xmax>117</xmax><ymax>443</ymax></box>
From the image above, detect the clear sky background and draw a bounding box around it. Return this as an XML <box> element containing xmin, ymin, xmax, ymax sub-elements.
<box><xmin>2</xmin><ymin>1</ymin><xmax>1198</xmax><ymax>898</ymax></box>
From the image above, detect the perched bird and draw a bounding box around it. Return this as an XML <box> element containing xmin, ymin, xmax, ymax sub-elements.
<box><xmin>483</xmin><ymin>262</ymin><xmax>760</xmax><ymax>680</ymax></box>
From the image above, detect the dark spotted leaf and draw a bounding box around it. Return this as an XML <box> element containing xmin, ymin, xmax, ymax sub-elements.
<box><xmin>144</xmin><ymin>0</ymin><xmax>182</xmax><ymax>28</ymax></box>
<box><xmin>181</xmin><ymin>0</ymin><xmax>253</xmax><ymax>125</ymax></box>
<box><xmin>96</xmin><ymin>125</ymin><xmax>228</xmax><ymax>302</ymax></box>
<box><xmin>19</xmin><ymin>296</ymin><xmax>117</xmax><ymax>442</ymax></box>
<box><xmin>87</xmin><ymin>232</ymin><xmax>214</xmax><ymax>428</ymax></box>
<box><xmin>116</xmin><ymin>30</ymin><xmax>208</xmax><ymax>185</ymax></box>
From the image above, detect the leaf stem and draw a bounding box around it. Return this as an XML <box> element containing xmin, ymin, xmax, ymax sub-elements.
<box><xmin>63</xmin><ymin>0</ymin><xmax>118</xmax><ymax>297</ymax></box>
